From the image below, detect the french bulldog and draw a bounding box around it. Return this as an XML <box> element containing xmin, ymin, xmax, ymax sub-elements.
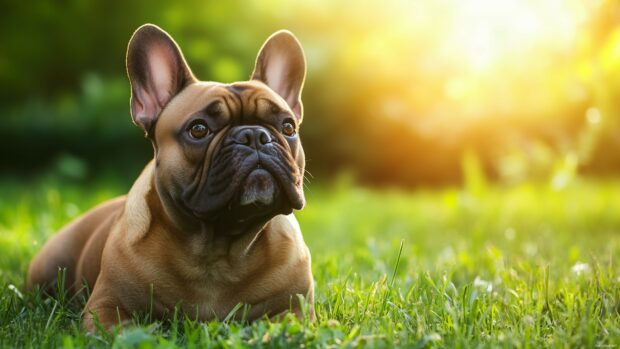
<box><xmin>27</xmin><ymin>24</ymin><xmax>314</xmax><ymax>331</ymax></box>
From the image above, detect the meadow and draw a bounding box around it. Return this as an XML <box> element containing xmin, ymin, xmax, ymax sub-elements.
<box><xmin>0</xmin><ymin>171</ymin><xmax>619</xmax><ymax>348</ymax></box>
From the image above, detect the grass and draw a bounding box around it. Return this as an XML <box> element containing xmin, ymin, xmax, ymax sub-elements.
<box><xmin>0</xmin><ymin>171</ymin><xmax>619</xmax><ymax>348</ymax></box>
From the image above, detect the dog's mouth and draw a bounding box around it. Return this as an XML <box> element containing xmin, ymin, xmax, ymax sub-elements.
<box><xmin>232</xmin><ymin>167</ymin><xmax>283</xmax><ymax>223</ymax></box>
<box><xmin>204</xmin><ymin>160</ymin><xmax>295</xmax><ymax>229</ymax></box>
<box><xmin>181</xmin><ymin>151</ymin><xmax>304</xmax><ymax>226</ymax></box>
<box><xmin>239</xmin><ymin>168</ymin><xmax>278</xmax><ymax>206</ymax></box>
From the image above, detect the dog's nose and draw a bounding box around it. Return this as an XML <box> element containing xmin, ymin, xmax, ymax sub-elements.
<box><xmin>232</xmin><ymin>127</ymin><xmax>272</xmax><ymax>148</ymax></box>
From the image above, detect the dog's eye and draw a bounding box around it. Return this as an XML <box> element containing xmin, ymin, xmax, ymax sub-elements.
<box><xmin>188</xmin><ymin>122</ymin><xmax>210</xmax><ymax>139</ymax></box>
<box><xmin>282</xmin><ymin>120</ymin><xmax>296</xmax><ymax>137</ymax></box>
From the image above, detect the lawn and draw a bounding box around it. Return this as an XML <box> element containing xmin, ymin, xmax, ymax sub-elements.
<box><xmin>0</xmin><ymin>172</ymin><xmax>619</xmax><ymax>348</ymax></box>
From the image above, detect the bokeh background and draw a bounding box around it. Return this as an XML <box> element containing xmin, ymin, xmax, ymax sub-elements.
<box><xmin>2</xmin><ymin>0</ymin><xmax>619</xmax><ymax>186</ymax></box>
<box><xmin>2</xmin><ymin>1</ymin><xmax>620</xmax><ymax>346</ymax></box>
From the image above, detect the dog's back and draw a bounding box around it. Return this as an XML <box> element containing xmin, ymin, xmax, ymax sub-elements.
<box><xmin>27</xmin><ymin>196</ymin><xmax>126</xmax><ymax>295</ymax></box>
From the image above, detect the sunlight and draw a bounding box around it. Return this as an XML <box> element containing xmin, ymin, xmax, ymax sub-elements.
<box><xmin>445</xmin><ymin>0</ymin><xmax>581</xmax><ymax>74</ymax></box>
<box><xmin>313</xmin><ymin>0</ymin><xmax>600</xmax><ymax>121</ymax></box>
<box><xmin>416</xmin><ymin>0</ymin><xmax>594</xmax><ymax>119</ymax></box>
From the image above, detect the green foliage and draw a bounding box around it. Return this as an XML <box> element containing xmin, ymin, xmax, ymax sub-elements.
<box><xmin>1</xmin><ymin>176</ymin><xmax>619</xmax><ymax>347</ymax></box>
<box><xmin>2</xmin><ymin>0</ymin><xmax>620</xmax><ymax>184</ymax></box>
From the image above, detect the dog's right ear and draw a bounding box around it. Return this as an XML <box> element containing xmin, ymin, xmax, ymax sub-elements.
<box><xmin>126</xmin><ymin>24</ymin><xmax>195</xmax><ymax>136</ymax></box>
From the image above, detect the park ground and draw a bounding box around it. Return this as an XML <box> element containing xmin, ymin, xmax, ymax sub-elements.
<box><xmin>0</xmin><ymin>173</ymin><xmax>619</xmax><ymax>348</ymax></box>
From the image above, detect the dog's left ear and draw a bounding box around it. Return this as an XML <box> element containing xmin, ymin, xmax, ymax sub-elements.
<box><xmin>126</xmin><ymin>24</ymin><xmax>195</xmax><ymax>136</ymax></box>
<box><xmin>251</xmin><ymin>30</ymin><xmax>306</xmax><ymax>121</ymax></box>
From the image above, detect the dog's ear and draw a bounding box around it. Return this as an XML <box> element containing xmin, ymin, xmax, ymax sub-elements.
<box><xmin>251</xmin><ymin>30</ymin><xmax>306</xmax><ymax>121</ymax></box>
<box><xmin>126</xmin><ymin>24</ymin><xmax>195</xmax><ymax>136</ymax></box>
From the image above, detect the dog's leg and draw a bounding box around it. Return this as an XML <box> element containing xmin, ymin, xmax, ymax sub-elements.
<box><xmin>82</xmin><ymin>305</ymin><xmax>130</xmax><ymax>333</ymax></box>
<box><xmin>82</xmin><ymin>286</ymin><xmax>130</xmax><ymax>332</ymax></box>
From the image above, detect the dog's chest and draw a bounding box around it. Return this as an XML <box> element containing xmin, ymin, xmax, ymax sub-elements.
<box><xmin>125</xmin><ymin>216</ymin><xmax>304</xmax><ymax>321</ymax></box>
<box><xmin>141</xmin><ymin>236</ymin><xmax>273</xmax><ymax>319</ymax></box>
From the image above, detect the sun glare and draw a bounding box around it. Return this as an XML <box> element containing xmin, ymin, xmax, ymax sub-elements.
<box><xmin>446</xmin><ymin>0</ymin><xmax>581</xmax><ymax>74</ymax></box>
<box><xmin>276</xmin><ymin>0</ymin><xmax>600</xmax><ymax>120</ymax></box>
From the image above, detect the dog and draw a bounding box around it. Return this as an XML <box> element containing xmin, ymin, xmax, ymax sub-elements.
<box><xmin>27</xmin><ymin>24</ymin><xmax>314</xmax><ymax>331</ymax></box>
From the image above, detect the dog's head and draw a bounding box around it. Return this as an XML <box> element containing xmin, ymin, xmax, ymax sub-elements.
<box><xmin>126</xmin><ymin>24</ymin><xmax>306</xmax><ymax>231</ymax></box>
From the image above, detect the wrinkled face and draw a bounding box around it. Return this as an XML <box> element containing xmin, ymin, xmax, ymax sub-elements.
<box><xmin>125</xmin><ymin>24</ymin><xmax>307</xmax><ymax>228</ymax></box>
<box><xmin>154</xmin><ymin>81</ymin><xmax>305</xmax><ymax>225</ymax></box>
